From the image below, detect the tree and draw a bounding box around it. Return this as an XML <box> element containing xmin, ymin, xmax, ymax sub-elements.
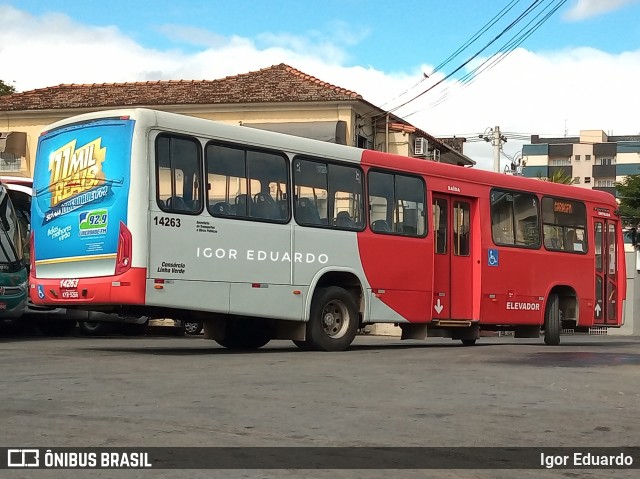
<box><xmin>616</xmin><ymin>174</ymin><xmax>640</xmax><ymax>226</ymax></box>
<box><xmin>0</xmin><ymin>80</ymin><xmax>16</xmax><ymax>96</ymax></box>
<box><xmin>537</xmin><ymin>169</ymin><xmax>576</xmax><ymax>184</ymax></box>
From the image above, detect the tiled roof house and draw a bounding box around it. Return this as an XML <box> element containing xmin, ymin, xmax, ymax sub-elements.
<box><xmin>0</xmin><ymin>63</ymin><xmax>473</xmax><ymax>175</ymax></box>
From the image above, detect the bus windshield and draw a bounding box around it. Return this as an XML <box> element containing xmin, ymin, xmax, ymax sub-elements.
<box><xmin>0</xmin><ymin>186</ymin><xmax>22</xmax><ymax>268</ymax></box>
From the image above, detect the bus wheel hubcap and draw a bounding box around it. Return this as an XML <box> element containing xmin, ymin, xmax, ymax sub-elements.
<box><xmin>321</xmin><ymin>301</ymin><xmax>349</xmax><ymax>338</ymax></box>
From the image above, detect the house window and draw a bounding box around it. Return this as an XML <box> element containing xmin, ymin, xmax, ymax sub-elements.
<box><xmin>585</xmin><ymin>154</ymin><xmax>591</xmax><ymax>161</ymax></box>
<box><xmin>575</xmin><ymin>155</ymin><xmax>581</xmax><ymax>161</ymax></box>
<box><xmin>585</xmin><ymin>177</ymin><xmax>591</xmax><ymax>184</ymax></box>
<box><xmin>574</xmin><ymin>177</ymin><xmax>580</xmax><ymax>184</ymax></box>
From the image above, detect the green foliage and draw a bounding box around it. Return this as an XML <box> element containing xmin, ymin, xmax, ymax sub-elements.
<box><xmin>616</xmin><ymin>174</ymin><xmax>640</xmax><ymax>226</ymax></box>
<box><xmin>0</xmin><ymin>80</ymin><xmax>16</xmax><ymax>96</ymax></box>
<box><xmin>536</xmin><ymin>169</ymin><xmax>576</xmax><ymax>184</ymax></box>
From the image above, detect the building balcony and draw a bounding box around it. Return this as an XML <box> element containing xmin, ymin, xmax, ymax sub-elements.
<box><xmin>592</xmin><ymin>164</ymin><xmax>616</xmax><ymax>177</ymax></box>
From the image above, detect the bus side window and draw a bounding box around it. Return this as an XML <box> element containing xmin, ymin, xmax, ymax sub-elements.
<box><xmin>253</xmin><ymin>191</ymin><xmax>280</xmax><ymax>219</ymax></box>
<box><xmin>156</xmin><ymin>134</ymin><xmax>202</xmax><ymax>214</ymax></box>
<box><xmin>235</xmin><ymin>194</ymin><xmax>250</xmax><ymax>216</ymax></box>
<box><xmin>541</xmin><ymin>197</ymin><xmax>587</xmax><ymax>253</ymax></box>
<box><xmin>335</xmin><ymin>211</ymin><xmax>354</xmax><ymax>228</ymax></box>
<box><xmin>372</xmin><ymin>220</ymin><xmax>391</xmax><ymax>232</ymax></box>
<box><xmin>295</xmin><ymin>197</ymin><xmax>322</xmax><ymax>225</ymax></box>
<box><xmin>211</xmin><ymin>202</ymin><xmax>234</xmax><ymax>216</ymax></box>
<box><xmin>165</xmin><ymin>196</ymin><xmax>189</xmax><ymax>211</ymax></box>
<box><xmin>368</xmin><ymin>170</ymin><xmax>425</xmax><ymax>237</ymax></box>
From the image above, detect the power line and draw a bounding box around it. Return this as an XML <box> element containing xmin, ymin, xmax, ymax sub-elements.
<box><xmin>399</xmin><ymin>0</ymin><xmax>567</xmax><ymax>119</ymax></box>
<box><xmin>384</xmin><ymin>0</ymin><xmax>547</xmax><ymax>115</ymax></box>
<box><xmin>429</xmin><ymin>0</ymin><xmax>524</xmax><ymax>76</ymax></box>
<box><xmin>376</xmin><ymin>3</ymin><xmax>524</xmax><ymax>111</ymax></box>
<box><xmin>457</xmin><ymin>0</ymin><xmax>567</xmax><ymax>89</ymax></box>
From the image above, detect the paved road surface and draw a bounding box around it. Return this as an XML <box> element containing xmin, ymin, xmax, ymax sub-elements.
<box><xmin>1</xmin><ymin>333</ymin><xmax>638</xmax><ymax>478</ymax></box>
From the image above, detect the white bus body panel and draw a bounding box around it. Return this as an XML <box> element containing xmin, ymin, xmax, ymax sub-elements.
<box><xmin>132</xmin><ymin>110</ymin><xmax>372</xmax><ymax>322</ymax></box>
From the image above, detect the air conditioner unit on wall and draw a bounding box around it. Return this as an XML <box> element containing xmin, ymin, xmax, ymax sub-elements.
<box><xmin>414</xmin><ymin>137</ymin><xmax>428</xmax><ymax>156</ymax></box>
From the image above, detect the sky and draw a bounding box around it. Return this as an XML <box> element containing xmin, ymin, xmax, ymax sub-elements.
<box><xmin>1</xmin><ymin>0</ymin><xmax>640</xmax><ymax>170</ymax></box>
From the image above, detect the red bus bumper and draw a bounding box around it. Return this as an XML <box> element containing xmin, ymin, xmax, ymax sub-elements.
<box><xmin>29</xmin><ymin>267</ymin><xmax>147</xmax><ymax>306</ymax></box>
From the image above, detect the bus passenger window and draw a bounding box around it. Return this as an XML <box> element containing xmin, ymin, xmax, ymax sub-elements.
<box><xmin>211</xmin><ymin>202</ymin><xmax>234</xmax><ymax>216</ymax></box>
<box><xmin>295</xmin><ymin>197</ymin><xmax>322</xmax><ymax>225</ymax></box>
<box><xmin>541</xmin><ymin>197</ymin><xmax>587</xmax><ymax>253</ymax></box>
<box><xmin>371</xmin><ymin>220</ymin><xmax>391</xmax><ymax>232</ymax></box>
<box><xmin>165</xmin><ymin>196</ymin><xmax>189</xmax><ymax>211</ymax></box>
<box><xmin>253</xmin><ymin>190</ymin><xmax>280</xmax><ymax>219</ymax></box>
<box><xmin>368</xmin><ymin>171</ymin><xmax>425</xmax><ymax>237</ymax></box>
<box><xmin>293</xmin><ymin>158</ymin><xmax>362</xmax><ymax>229</ymax></box>
<box><xmin>156</xmin><ymin>134</ymin><xmax>202</xmax><ymax>214</ymax></box>
<box><xmin>335</xmin><ymin>211</ymin><xmax>354</xmax><ymax>228</ymax></box>
<box><xmin>206</xmin><ymin>142</ymin><xmax>289</xmax><ymax>223</ymax></box>
<box><xmin>490</xmin><ymin>189</ymin><xmax>539</xmax><ymax>248</ymax></box>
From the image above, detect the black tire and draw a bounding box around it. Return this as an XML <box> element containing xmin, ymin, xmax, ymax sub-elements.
<box><xmin>184</xmin><ymin>320</ymin><xmax>204</xmax><ymax>335</ymax></box>
<box><xmin>292</xmin><ymin>339</ymin><xmax>313</xmax><ymax>350</ymax></box>
<box><xmin>306</xmin><ymin>286</ymin><xmax>359</xmax><ymax>351</ymax></box>
<box><xmin>544</xmin><ymin>293</ymin><xmax>561</xmax><ymax>346</ymax></box>
<box><xmin>215</xmin><ymin>318</ymin><xmax>270</xmax><ymax>350</ymax></box>
<box><xmin>39</xmin><ymin>320</ymin><xmax>77</xmax><ymax>337</ymax></box>
<box><xmin>216</xmin><ymin>336</ymin><xmax>270</xmax><ymax>350</ymax></box>
<box><xmin>78</xmin><ymin>321</ymin><xmax>113</xmax><ymax>336</ymax></box>
<box><xmin>461</xmin><ymin>339</ymin><xmax>477</xmax><ymax>346</ymax></box>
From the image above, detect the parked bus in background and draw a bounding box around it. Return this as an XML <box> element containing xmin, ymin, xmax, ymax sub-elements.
<box><xmin>1</xmin><ymin>176</ymin><xmax>146</xmax><ymax>335</ymax></box>
<box><xmin>0</xmin><ymin>181</ymin><xmax>28</xmax><ymax>320</ymax></box>
<box><xmin>29</xmin><ymin>109</ymin><xmax>626</xmax><ymax>351</ymax></box>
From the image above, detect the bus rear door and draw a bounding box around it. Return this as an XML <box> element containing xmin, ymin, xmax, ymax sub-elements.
<box><xmin>594</xmin><ymin>219</ymin><xmax>620</xmax><ymax>325</ymax></box>
<box><xmin>432</xmin><ymin>194</ymin><xmax>474</xmax><ymax>320</ymax></box>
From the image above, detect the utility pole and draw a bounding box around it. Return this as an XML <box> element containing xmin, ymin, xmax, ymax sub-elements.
<box><xmin>480</xmin><ymin>126</ymin><xmax>507</xmax><ymax>173</ymax></box>
<box><xmin>492</xmin><ymin>125</ymin><xmax>502</xmax><ymax>173</ymax></box>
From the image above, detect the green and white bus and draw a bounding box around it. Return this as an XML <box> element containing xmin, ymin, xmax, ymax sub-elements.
<box><xmin>0</xmin><ymin>181</ymin><xmax>28</xmax><ymax>320</ymax></box>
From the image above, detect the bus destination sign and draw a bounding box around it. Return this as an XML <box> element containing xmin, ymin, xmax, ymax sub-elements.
<box><xmin>553</xmin><ymin>201</ymin><xmax>573</xmax><ymax>214</ymax></box>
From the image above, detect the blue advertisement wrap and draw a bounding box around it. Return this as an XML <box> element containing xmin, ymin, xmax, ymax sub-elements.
<box><xmin>32</xmin><ymin>119</ymin><xmax>134</xmax><ymax>262</ymax></box>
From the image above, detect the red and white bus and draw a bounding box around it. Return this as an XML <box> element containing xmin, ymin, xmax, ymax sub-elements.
<box><xmin>29</xmin><ymin>109</ymin><xmax>625</xmax><ymax>350</ymax></box>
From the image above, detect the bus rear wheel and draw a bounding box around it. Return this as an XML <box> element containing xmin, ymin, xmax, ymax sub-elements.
<box><xmin>305</xmin><ymin>286</ymin><xmax>358</xmax><ymax>352</ymax></box>
<box><xmin>544</xmin><ymin>293</ymin><xmax>561</xmax><ymax>346</ymax></box>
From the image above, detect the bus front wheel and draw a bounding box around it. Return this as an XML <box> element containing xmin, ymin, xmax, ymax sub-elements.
<box><xmin>544</xmin><ymin>293</ymin><xmax>561</xmax><ymax>346</ymax></box>
<box><xmin>306</xmin><ymin>286</ymin><xmax>358</xmax><ymax>352</ymax></box>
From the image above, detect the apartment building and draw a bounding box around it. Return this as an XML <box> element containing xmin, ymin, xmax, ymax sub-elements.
<box><xmin>522</xmin><ymin>130</ymin><xmax>640</xmax><ymax>195</ymax></box>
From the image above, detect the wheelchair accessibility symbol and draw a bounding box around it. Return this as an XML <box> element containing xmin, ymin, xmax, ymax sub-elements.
<box><xmin>488</xmin><ymin>249</ymin><xmax>499</xmax><ymax>267</ymax></box>
<box><xmin>37</xmin><ymin>285</ymin><xmax>45</xmax><ymax>299</ymax></box>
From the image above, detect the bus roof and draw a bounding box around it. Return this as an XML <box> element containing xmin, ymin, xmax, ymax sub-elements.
<box><xmin>40</xmin><ymin>108</ymin><xmax>617</xmax><ymax>209</ymax></box>
<box><xmin>362</xmin><ymin>149</ymin><xmax>617</xmax><ymax>206</ymax></box>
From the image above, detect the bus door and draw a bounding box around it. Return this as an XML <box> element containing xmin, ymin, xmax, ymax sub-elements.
<box><xmin>594</xmin><ymin>219</ymin><xmax>619</xmax><ymax>325</ymax></box>
<box><xmin>432</xmin><ymin>194</ymin><xmax>474</xmax><ymax>320</ymax></box>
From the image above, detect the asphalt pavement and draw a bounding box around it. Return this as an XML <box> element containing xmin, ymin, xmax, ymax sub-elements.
<box><xmin>1</xmin><ymin>332</ymin><xmax>638</xmax><ymax>479</ymax></box>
